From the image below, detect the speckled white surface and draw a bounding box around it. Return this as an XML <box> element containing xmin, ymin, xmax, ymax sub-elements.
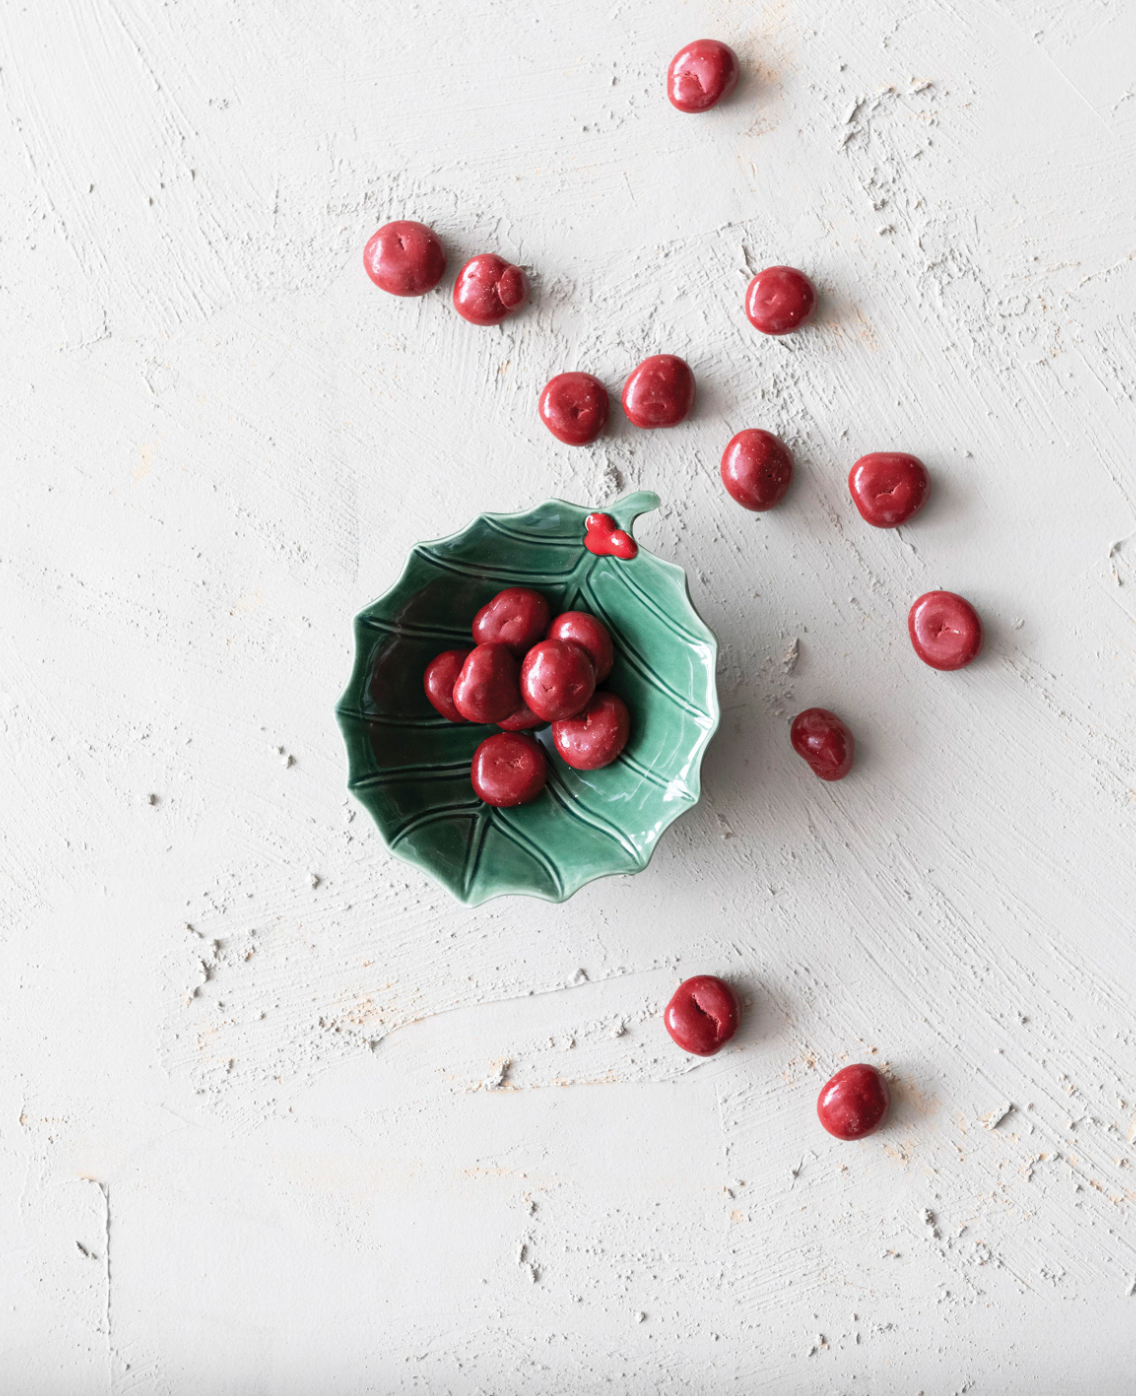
<box><xmin>3</xmin><ymin>1</ymin><xmax>1136</xmax><ymax>1391</ymax></box>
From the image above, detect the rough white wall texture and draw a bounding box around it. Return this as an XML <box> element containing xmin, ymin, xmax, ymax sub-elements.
<box><xmin>2</xmin><ymin>0</ymin><xmax>1136</xmax><ymax>1390</ymax></box>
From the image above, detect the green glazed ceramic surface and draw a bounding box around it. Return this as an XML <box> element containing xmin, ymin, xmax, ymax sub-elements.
<box><xmin>335</xmin><ymin>491</ymin><xmax>719</xmax><ymax>905</ymax></box>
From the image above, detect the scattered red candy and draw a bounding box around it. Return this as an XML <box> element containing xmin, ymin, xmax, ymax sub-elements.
<box><xmin>663</xmin><ymin>976</ymin><xmax>739</xmax><ymax>1056</ymax></box>
<box><xmin>908</xmin><ymin>591</ymin><xmax>984</xmax><ymax>671</ymax></box>
<box><xmin>790</xmin><ymin>708</ymin><xmax>854</xmax><ymax>782</ymax></box>
<box><xmin>584</xmin><ymin>512</ymin><xmax>637</xmax><ymax>559</ymax></box>
<box><xmin>539</xmin><ymin>373</ymin><xmax>609</xmax><ymax>446</ymax></box>
<box><xmin>472</xmin><ymin>587</ymin><xmax>551</xmax><ymax>657</ymax></box>
<box><xmin>622</xmin><ymin>354</ymin><xmax>696</xmax><ymax>429</ymax></box>
<box><xmin>547</xmin><ymin>611</ymin><xmax>614</xmax><ymax>681</ymax></box>
<box><xmin>497</xmin><ymin>699</ymin><xmax>544</xmax><ymax>732</ymax></box>
<box><xmin>452</xmin><ymin>644</ymin><xmax>521</xmax><ymax>724</ymax></box>
<box><xmin>471</xmin><ymin>732</ymin><xmax>548</xmax><ymax>807</ymax></box>
<box><xmin>666</xmin><ymin>39</ymin><xmax>740</xmax><ymax>113</ymax></box>
<box><xmin>849</xmin><ymin>453</ymin><xmax>930</xmax><ymax>528</ymax></box>
<box><xmin>720</xmin><ymin>429</ymin><xmax>794</xmax><ymax>511</ymax></box>
<box><xmin>552</xmin><ymin>692</ymin><xmax>630</xmax><ymax>770</ymax></box>
<box><xmin>521</xmin><ymin>639</ymin><xmax>596</xmax><ymax>722</ymax></box>
<box><xmin>744</xmin><ymin>266</ymin><xmax>817</xmax><ymax>336</ymax></box>
<box><xmin>363</xmin><ymin>220</ymin><xmax>446</xmax><ymax>297</ymax></box>
<box><xmin>817</xmin><ymin>1064</ymin><xmax>891</xmax><ymax>1140</ymax></box>
<box><xmin>453</xmin><ymin>253</ymin><xmax>528</xmax><ymax>326</ymax></box>
<box><xmin>423</xmin><ymin>648</ymin><xmax>472</xmax><ymax>722</ymax></box>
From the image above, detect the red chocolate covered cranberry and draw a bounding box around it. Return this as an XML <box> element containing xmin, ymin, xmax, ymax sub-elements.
<box><xmin>539</xmin><ymin>373</ymin><xmax>609</xmax><ymax>446</ymax></box>
<box><xmin>817</xmin><ymin>1064</ymin><xmax>891</xmax><ymax>1140</ymax></box>
<box><xmin>790</xmin><ymin>708</ymin><xmax>854</xmax><ymax>782</ymax></box>
<box><xmin>720</xmin><ymin>429</ymin><xmax>794</xmax><ymax>511</ymax></box>
<box><xmin>622</xmin><ymin>355</ymin><xmax>696</xmax><ymax>429</ymax></box>
<box><xmin>664</xmin><ymin>976</ymin><xmax>739</xmax><ymax>1056</ymax></box>
<box><xmin>452</xmin><ymin>644</ymin><xmax>521</xmax><ymax>724</ymax></box>
<box><xmin>666</xmin><ymin>39</ymin><xmax>740</xmax><ymax>113</ymax></box>
<box><xmin>849</xmin><ymin>453</ymin><xmax>930</xmax><ymax>528</ymax></box>
<box><xmin>423</xmin><ymin>648</ymin><xmax>472</xmax><ymax>722</ymax></box>
<box><xmin>471</xmin><ymin>732</ymin><xmax>548</xmax><ymax>807</ymax></box>
<box><xmin>908</xmin><ymin>591</ymin><xmax>983</xmax><ymax>671</ymax></box>
<box><xmin>520</xmin><ymin>639</ymin><xmax>596</xmax><ymax>722</ymax></box>
<box><xmin>547</xmin><ymin>611</ymin><xmax>614</xmax><ymax>682</ymax></box>
<box><xmin>453</xmin><ymin>254</ymin><xmax>529</xmax><ymax>326</ymax></box>
<box><xmin>363</xmin><ymin>220</ymin><xmax>446</xmax><ymax>297</ymax></box>
<box><xmin>497</xmin><ymin>700</ymin><xmax>544</xmax><ymax>732</ymax></box>
<box><xmin>552</xmin><ymin>692</ymin><xmax>630</xmax><ymax>771</ymax></box>
<box><xmin>745</xmin><ymin>266</ymin><xmax>817</xmax><ymax>336</ymax></box>
<box><xmin>472</xmin><ymin>587</ymin><xmax>551</xmax><ymax>657</ymax></box>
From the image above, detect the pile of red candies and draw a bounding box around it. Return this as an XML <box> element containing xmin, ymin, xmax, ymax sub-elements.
<box><xmin>423</xmin><ymin>587</ymin><xmax>629</xmax><ymax>808</ymax></box>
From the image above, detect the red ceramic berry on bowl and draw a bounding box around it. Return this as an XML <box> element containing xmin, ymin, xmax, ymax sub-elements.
<box><xmin>453</xmin><ymin>254</ymin><xmax>529</xmax><ymax>326</ymax></box>
<box><xmin>552</xmin><ymin>692</ymin><xmax>630</xmax><ymax>770</ymax></box>
<box><xmin>666</xmin><ymin>39</ymin><xmax>740</xmax><ymax>113</ymax></box>
<box><xmin>790</xmin><ymin>708</ymin><xmax>854</xmax><ymax>782</ymax></box>
<box><xmin>547</xmin><ymin>611</ymin><xmax>614</xmax><ymax>682</ymax></box>
<box><xmin>622</xmin><ymin>355</ymin><xmax>696</xmax><ymax>428</ymax></box>
<box><xmin>472</xmin><ymin>587</ymin><xmax>551</xmax><ymax>657</ymax></box>
<box><xmin>497</xmin><ymin>700</ymin><xmax>545</xmax><ymax>732</ymax></box>
<box><xmin>744</xmin><ymin>266</ymin><xmax>817</xmax><ymax>336</ymax></box>
<box><xmin>584</xmin><ymin>512</ymin><xmax>637</xmax><ymax>559</ymax></box>
<box><xmin>817</xmin><ymin>1064</ymin><xmax>891</xmax><ymax>1140</ymax></box>
<box><xmin>471</xmin><ymin>732</ymin><xmax>548</xmax><ymax>807</ymax></box>
<box><xmin>423</xmin><ymin>648</ymin><xmax>472</xmax><ymax>722</ymax></box>
<box><xmin>908</xmin><ymin>591</ymin><xmax>983</xmax><ymax>671</ymax></box>
<box><xmin>663</xmin><ymin>975</ymin><xmax>739</xmax><ymax>1056</ymax></box>
<box><xmin>849</xmin><ymin>453</ymin><xmax>930</xmax><ymax>528</ymax></box>
<box><xmin>363</xmin><ymin>220</ymin><xmax>446</xmax><ymax>297</ymax></box>
<box><xmin>520</xmin><ymin>639</ymin><xmax>596</xmax><ymax>722</ymax></box>
<box><xmin>720</xmin><ymin>429</ymin><xmax>794</xmax><ymax>511</ymax></box>
<box><xmin>539</xmin><ymin>373</ymin><xmax>609</xmax><ymax>446</ymax></box>
<box><xmin>452</xmin><ymin>644</ymin><xmax>521</xmax><ymax>724</ymax></box>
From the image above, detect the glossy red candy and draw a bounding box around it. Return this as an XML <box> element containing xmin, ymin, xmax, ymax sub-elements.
<box><xmin>849</xmin><ymin>453</ymin><xmax>930</xmax><ymax>528</ymax></box>
<box><xmin>520</xmin><ymin>639</ymin><xmax>596</xmax><ymax>722</ymax></box>
<box><xmin>363</xmin><ymin>220</ymin><xmax>446</xmax><ymax>297</ymax></box>
<box><xmin>472</xmin><ymin>587</ymin><xmax>551</xmax><ymax>657</ymax></box>
<box><xmin>497</xmin><ymin>700</ymin><xmax>544</xmax><ymax>732</ymax></box>
<box><xmin>471</xmin><ymin>732</ymin><xmax>548</xmax><ymax>807</ymax></box>
<box><xmin>663</xmin><ymin>976</ymin><xmax>739</xmax><ymax>1056</ymax></box>
<box><xmin>552</xmin><ymin>692</ymin><xmax>630</xmax><ymax>770</ymax></box>
<box><xmin>539</xmin><ymin>373</ymin><xmax>609</xmax><ymax>446</ymax></box>
<box><xmin>666</xmin><ymin>39</ymin><xmax>740</xmax><ymax>113</ymax></box>
<box><xmin>908</xmin><ymin>591</ymin><xmax>984</xmax><ymax>671</ymax></box>
<box><xmin>817</xmin><ymin>1064</ymin><xmax>891</xmax><ymax>1140</ymax></box>
<box><xmin>745</xmin><ymin>266</ymin><xmax>817</xmax><ymax>336</ymax></box>
<box><xmin>547</xmin><ymin>611</ymin><xmax>614</xmax><ymax>682</ymax></box>
<box><xmin>423</xmin><ymin>648</ymin><xmax>472</xmax><ymax>722</ymax></box>
<box><xmin>790</xmin><ymin>708</ymin><xmax>854</xmax><ymax>782</ymax></box>
<box><xmin>622</xmin><ymin>355</ymin><xmax>696</xmax><ymax>429</ymax></box>
<box><xmin>452</xmin><ymin>644</ymin><xmax>521</xmax><ymax>724</ymax></box>
<box><xmin>453</xmin><ymin>253</ymin><xmax>528</xmax><ymax>326</ymax></box>
<box><xmin>720</xmin><ymin>429</ymin><xmax>794</xmax><ymax>511</ymax></box>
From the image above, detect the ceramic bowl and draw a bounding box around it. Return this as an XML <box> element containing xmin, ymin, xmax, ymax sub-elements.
<box><xmin>336</xmin><ymin>491</ymin><xmax>719</xmax><ymax>905</ymax></box>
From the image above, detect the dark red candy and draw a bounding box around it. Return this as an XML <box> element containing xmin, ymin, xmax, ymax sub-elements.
<box><xmin>423</xmin><ymin>648</ymin><xmax>472</xmax><ymax>722</ymax></box>
<box><xmin>452</xmin><ymin>644</ymin><xmax>521</xmax><ymax>724</ymax></box>
<box><xmin>471</xmin><ymin>732</ymin><xmax>548</xmax><ymax>807</ymax></box>
<box><xmin>663</xmin><ymin>976</ymin><xmax>739</xmax><ymax>1056</ymax></box>
<box><xmin>520</xmin><ymin>639</ymin><xmax>596</xmax><ymax>722</ymax></box>
<box><xmin>790</xmin><ymin>708</ymin><xmax>854</xmax><ymax>782</ymax></box>
<box><xmin>908</xmin><ymin>591</ymin><xmax>983</xmax><ymax>671</ymax></box>
<box><xmin>849</xmin><ymin>453</ymin><xmax>930</xmax><ymax>528</ymax></box>
<box><xmin>363</xmin><ymin>221</ymin><xmax>446</xmax><ymax>297</ymax></box>
<box><xmin>720</xmin><ymin>429</ymin><xmax>794</xmax><ymax>511</ymax></box>
<box><xmin>622</xmin><ymin>355</ymin><xmax>696</xmax><ymax>429</ymax></box>
<box><xmin>539</xmin><ymin>373</ymin><xmax>609</xmax><ymax>446</ymax></box>
<box><xmin>817</xmin><ymin>1064</ymin><xmax>891</xmax><ymax>1140</ymax></box>
<box><xmin>552</xmin><ymin>692</ymin><xmax>629</xmax><ymax>771</ymax></box>
<box><xmin>453</xmin><ymin>253</ymin><xmax>528</xmax><ymax>326</ymax></box>
<box><xmin>547</xmin><ymin>611</ymin><xmax>614</xmax><ymax>681</ymax></box>
<box><xmin>497</xmin><ymin>700</ymin><xmax>544</xmax><ymax>732</ymax></box>
<box><xmin>666</xmin><ymin>39</ymin><xmax>740</xmax><ymax>113</ymax></box>
<box><xmin>745</xmin><ymin>266</ymin><xmax>817</xmax><ymax>336</ymax></box>
<box><xmin>472</xmin><ymin>587</ymin><xmax>551</xmax><ymax>657</ymax></box>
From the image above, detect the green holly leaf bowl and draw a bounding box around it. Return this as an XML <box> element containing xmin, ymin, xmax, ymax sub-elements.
<box><xmin>335</xmin><ymin>491</ymin><xmax>719</xmax><ymax>905</ymax></box>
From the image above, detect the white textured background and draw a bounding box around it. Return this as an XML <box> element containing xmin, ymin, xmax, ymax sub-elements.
<box><xmin>3</xmin><ymin>0</ymin><xmax>1136</xmax><ymax>1391</ymax></box>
